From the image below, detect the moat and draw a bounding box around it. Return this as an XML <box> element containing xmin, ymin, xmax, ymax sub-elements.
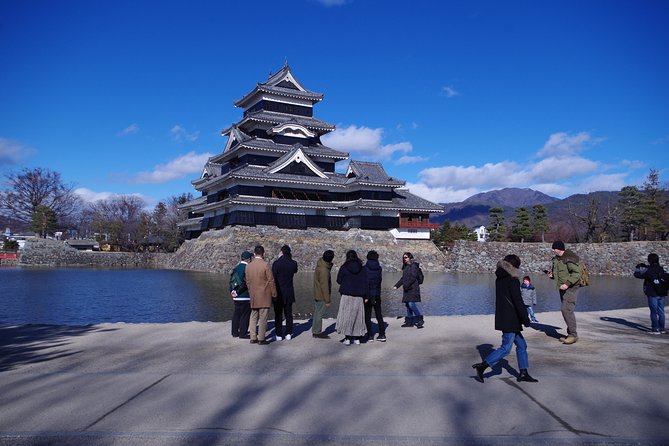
<box><xmin>1</xmin><ymin>267</ymin><xmax>646</xmax><ymax>325</ymax></box>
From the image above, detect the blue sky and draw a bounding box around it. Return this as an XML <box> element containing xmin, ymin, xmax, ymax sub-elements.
<box><xmin>1</xmin><ymin>0</ymin><xmax>668</xmax><ymax>208</ymax></box>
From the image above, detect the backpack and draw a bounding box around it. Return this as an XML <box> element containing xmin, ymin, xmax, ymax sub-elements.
<box><xmin>578</xmin><ymin>262</ymin><xmax>590</xmax><ymax>287</ymax></box>
<box><xmin>229</xmin><ymin>268</ymin><xmax>243</xmax><ymax>293</ymax></box>
<box><xmin>416</xmin><ymin>264</ymin><xmax>424</xmax><ymax>285</ymax></box>
<box><xmin>652</xmin><ymin>272</ymin><xmax>669</xmax><ymax>297</ymax></box>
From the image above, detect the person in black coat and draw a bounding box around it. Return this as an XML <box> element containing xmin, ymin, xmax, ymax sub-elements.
<box><xmin>364</xmin><ymin>250</ymin><xmax>386</xmax><ymax>342</ymax></box>
<box><xmin>633</xmin><ymin>253</ymin><xmax>667</xmax><ymax>334</ymax></box>
<box><xmin>272</xmin><ymin>245</ymin><xmax>298</xmax><ymax>340</ymax></box>
<box><xmin>472</xmin><ymin>254</ymin><xmax>538</xmax><ymax>383</ymax></box>
<box><xmin>336</xmin><ymin>250</ymin><xmax>368</xmax><ymax>345</ymax></box>
<box><xmin>393</xmin><ymin>252</ymin><xmax>425</xmax><ymax>328</ymax></box>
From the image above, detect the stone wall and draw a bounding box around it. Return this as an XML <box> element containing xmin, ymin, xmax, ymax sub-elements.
<box><xmin>157</xmin><ymin>225</ymin><xmax>448</xmax><ymax>273</ymax></box>
<box><xmin>17</xmin><ymin>231</ymin><xmax>669</xmax><ymax>277</ymax></box>
<box><xmin>19</xmin><ymin>238</ymin><xmax>157</xmax><ymax>268</ymax></box>
<box><xmin>446</xmin><ymin>240</ymin><xmax>669</xmax><ymax>276</ymax></box>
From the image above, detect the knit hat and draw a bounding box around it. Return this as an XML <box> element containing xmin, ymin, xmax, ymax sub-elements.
<box><xmin>551</xmin><ymin>241</ymin><xmax>565</xmax><ymax>250</ymax></box>
<box><xmin>240</xmin><ymin>251</ymin><xmax>253</xmax><ymax>260</ymax></box>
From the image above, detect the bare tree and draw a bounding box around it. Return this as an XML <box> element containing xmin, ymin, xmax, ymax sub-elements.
<box><xmin>82</xmin><ymin>195</ymin><xmax>148</xmax><ymax>251</ymax></box>
<box><xmin>0</xmin><ymin>167</ymin><xmax>81</xmax><ymax>229</ymax></box>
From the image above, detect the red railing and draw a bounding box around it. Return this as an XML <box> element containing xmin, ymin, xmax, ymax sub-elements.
<box><xmin>399</xmin><ymin>219</ymin><xmax>440</xmax><ymax>229</ymax></box>
<box><xmin>0</xmin><ymin>252</ymin><xmax>17</xmax><ymax>259</ymax></box>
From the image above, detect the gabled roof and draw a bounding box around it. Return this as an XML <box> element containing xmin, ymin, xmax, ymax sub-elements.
<box><xmin>234</xmin><ymin>63</ymin><xmax>324</xmax><ymax>108</ymax></box>
<box><xmin>231</xmin><ymin>110</ymin><xmax>335</xmax><ymax>132</ymax></box>
<box><xmin>265</xmin><ymin>144</ymin><xmax>328</xmax><ymax>179</ymax></box>
<box><xmin>346</xmin><ymin>161</ymin><xmax>405</xmax><ymax>186</ymax></box>
<box><xmin>223</xmin><ymin>126</ymin><xmax>252</xmax><ymax>152</ymax></box>
<box><xmin>212</xmin><ymin>136</ymin><xmax>348</xmax><ymax>164</ymax></box>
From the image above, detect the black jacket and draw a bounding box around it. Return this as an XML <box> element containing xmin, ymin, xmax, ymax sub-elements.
<box><xmin>394</xmin><ymin>262</ymin><xmax>422</xmax><ymax>303</ymax></box>
<box><xmin>494</xmin><ymin>259</ymin><xmax>530</xmax><ymax>332</ymax></box>
<box><xmin>337</xmin><ymin>259</ymin><xmax>368</xmax><ymax>298</ymax></box>
<box><xmin>272</xmin><ymin>255</ymin><xmax>298</xmax><ymax>304</ymax></box>
<box><xmin>634</xmin><ymin>262</ymin><xmax>666</xmax><ymax>297</ymax></box>
<box><xmin>364</xmin><ymin>259</ymin><xmax>383</xmax><ymax>304</ymax></box>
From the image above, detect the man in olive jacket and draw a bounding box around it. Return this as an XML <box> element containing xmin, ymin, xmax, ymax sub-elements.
<box><xmin>246</xmin><ymin>245</ymin><xmax>277</xmax><ymax>345</ymax></box>
<box><xmin>547</xmin><ymin>241</ymin><xmax>582</xmax><ymax>344</ymax></box>
<box><xmin>312</xmin><ymin>250</ymin><xmax>334</xmax><ymax>338</ymax></box>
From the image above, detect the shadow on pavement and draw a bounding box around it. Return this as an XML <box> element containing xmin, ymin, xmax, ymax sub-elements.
<box><xmin>0</xmin><ymin>324</ymin><xmax>116</xmax><ymax>372</ymax></box>
<box><xmin>600</xmin><ymin>316</ymin><xmax>650</xmax><ymax>333</ymax></box>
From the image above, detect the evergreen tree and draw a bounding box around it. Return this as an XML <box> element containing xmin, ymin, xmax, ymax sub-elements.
<box><xmin>530</xmin><ymin>204</ymin><xmax>550</xmax><ymax>242</ymax></box>
<box><xmin>511</xmin><ymin>207</ymin><xmax>532</xmax><ymax>242</ymax></box>
<box><xmin>619</xmin><ymin>186</ymin><xmax>644</xmax><ymax>241</ymax></box>
<box><xmin>640</xmin><ymin>169</ymin><xmax>667</xmax><ymax>240</ymax></box>
<box><xmin>31</xmin><ymin>204</ymin><xmax>57</xmax><ymax>238</ymax></box>
<box><xmin>488</xmin><ymin>207</ymin><xmax>507</xmax><ymax>241</ymax></box>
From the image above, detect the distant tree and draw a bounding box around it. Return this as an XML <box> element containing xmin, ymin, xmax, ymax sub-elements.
<box><xmin>510</xmin><ymin>207</ymin><xmax>532</xmax><ymax>242</ymax></box>
<box><xmin>530</xmin><ymin>204</ymin><xmax>550</xmax><ymax>242</ymax></box>
<box><xmin>0</xmin><ymin>167</ymin><xmax>81</xmax><ymax>228</ymax></box>
<box><xmin>640</xmin><ymin>169</ymin><xmax>667</xmax><ymax>240</ymax></box>
<box><xmin>488</xmin><ymin>207</ymin><xmax>507</xmax><ymax>241</ymax></box>
<box><xmin>3</xmin><ymin>238</ymin><xmax>19</xmax><ymax>251</ymax></box>
<box><xmin>31</xmin><ymin>204</ymin><xmax>57</xmax><ymax>237</ymax></box>
<box><xmin>619</xmin><ymin>186</ymin><xmax>644</xmax><ymax>241</ymax></box>
<box><xmin>431</xmin><ymin>220</ymin><xmax>477</xmax><ymax>249</ymax></box>
<box><xmin>82</xmin><ymin>195</ymin><xmax>148</xmax><ymax>251</ymax></box>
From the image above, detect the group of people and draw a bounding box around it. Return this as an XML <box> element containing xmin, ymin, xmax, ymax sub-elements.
<box><xmin>229</xmin><ymin>245</ymin><xmax>426</xmax><ymax>345</ymax></box>
<box><xmin>474</xmin><ymin>240</ymin><xmax>667</xmax><ymax>384</ymax></box>
<box><xmin>229</xmin><ymin>240</ymin><xmax>667</xmax><ymax>384</ymax></box>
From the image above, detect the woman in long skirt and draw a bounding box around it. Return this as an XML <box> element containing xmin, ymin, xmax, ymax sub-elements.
<box><xmin>336</xmin><ymin>250</ymin><xmax>368</xmax><ymax>345</ymax></box>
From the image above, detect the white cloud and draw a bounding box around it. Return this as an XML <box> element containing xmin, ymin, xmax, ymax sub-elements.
<box><xmin>405</xmin><ymin>182</ymin><xmax>478</xmax><ymax>203</ymax></box>
<box><xmin>621</xmin><ymin>159</ymin><xmax>647</xmax><ymax>170</ymax></box>
<box><xmin>322</xmin><ymin>125</ymin><xmax>412</xmax><ymax>160</ymax></box>
<box><xmin>0</xmin><ymin>138</ymin><xmax>35</xmax><ymax>165</ymax></box>
<box><xmin>74</xmin><ymin>188</ymin><xmax>118</xmax><ymax>202</ymax></box>
<box><xmin>132</xmin><ymin>151</ymin><xmax>212</xmax><ymax>184</ymax></box>
<box><xmin>117</xmin><ymin>123</ymin><xmax>140</xmax><ymax>137</ymax></box>
<box><xmin>418</xmin><ymin>161</ymin><xmax>521</xmax><ymax>189</ymax></box>
<box><xmin>528</xmin><ymin>156</ymin><xmax>600</xmax><ymax>182</ymax></box>
<box><xmin>578</xmin><ymin>173</ymin><xmax>628</xmax><ymax>193</ymax></box>
<box><xmin>441</xmin><ymin>85</ymin><xmax>460</xmax><ymax>98</ymax></box>
<box><xmin>651</xmin><ymin>135</ymin><xmax>669</xmax><ymax>145</ymax></box>
<box><xmin>170</xmin><ymin>125</ymin><xmax>200</xmax><ymax>143</ymax></box>
<box><xmin>395</xmin><ymin>155</ymin><xmax>429</xmax><ymax>165</ymax></box>
<box><xmin>536</xmin><ymin>131</ymin><xmax>603</xmax><ymax>158</ymax></box>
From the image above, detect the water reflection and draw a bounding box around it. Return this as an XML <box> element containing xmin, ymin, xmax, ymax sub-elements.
<box><xmin>0</xmin><ymin>267</ymin><xmax>645</xmax><ymax>325</ymax></box>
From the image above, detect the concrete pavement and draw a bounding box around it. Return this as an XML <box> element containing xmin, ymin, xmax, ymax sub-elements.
<box><xmin>1</xmin><ymin>307</ymin><xmax>668</xmax><ymax>445</ymax></box>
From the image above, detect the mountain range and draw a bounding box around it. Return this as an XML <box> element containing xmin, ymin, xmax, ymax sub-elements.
<box><xmin>431</xmin><ymin>187</ymin><xmax>621</xmax><ymax>231</ymax></box>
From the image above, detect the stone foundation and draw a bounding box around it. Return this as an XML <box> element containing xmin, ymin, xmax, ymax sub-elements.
<box><xmin>17</xmin><ymin>230</ymin><xmax>669</xmax><ymax>276</ymax></box>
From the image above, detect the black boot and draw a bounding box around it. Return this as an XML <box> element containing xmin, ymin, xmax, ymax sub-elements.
<box><xmin>517</xmin><ymin>369</ymin><xmax>538</xmax><ymax>382</ymax></box>
<box><xmin>415</xmin><ymin>315</ymin><xmax>424</xmax><ymax>329</ymax></box>
<box><xmin>401</xmin><ymin>317</ymin><xmax>414</xmax><ymax>327</ymax></box>
<box><xmin>472</xmin><ymin>362</ymin><xmax>489</xmax><ymax>383</ymax></box>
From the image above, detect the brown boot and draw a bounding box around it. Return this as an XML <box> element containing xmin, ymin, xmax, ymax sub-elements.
<box><xmin>562</xmin><ymin>336</ymin><xmax>578</xmax><ymax>344</ymax></box>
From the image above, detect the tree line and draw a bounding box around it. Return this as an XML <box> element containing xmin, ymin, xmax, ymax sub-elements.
<box><xmin>0</xmin><ymin>167</ymin><xmax>192</xmax><ymax>252</ymax></box>
<box><xmin>432</xmin><ymin>169</ymin><xmax>668</xmax><ymax>245</ymax></box>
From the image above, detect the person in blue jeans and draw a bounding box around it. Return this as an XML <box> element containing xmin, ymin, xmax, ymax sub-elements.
<box><xmin>472</xmin><ymin>254</ymin><xmax>537</xmax><ymax>383</ymax></box>
<box><xmin>393</xmin><ymin>252</ymin><xmax>425</xmax><ymax>329</ymax></box>
<box><xmin>634</xmin><ymin>253</ymin><xmax>667</xmax><ymax>334</ymax></box>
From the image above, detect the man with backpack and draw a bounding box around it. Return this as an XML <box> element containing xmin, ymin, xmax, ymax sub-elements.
<box><xmin>230</xmin><ymin>251</ymin><xmax>252</xmax><ymax>338</ymax></box>
<box><xmin>634</xmin><ymin>253</ymin><xmax>667</xmax><ymax>335</ymax></box>
<box><xmin>546</xmin><ymin>241</ymin><xmax>583</xmax><ymax>345</ymax></box>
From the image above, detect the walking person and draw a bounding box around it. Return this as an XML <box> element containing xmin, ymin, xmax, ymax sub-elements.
<box><xmin>245</xmin><ymin>245</ymin><xmax>277</xmax><ymax>345</ymax></box>
<box><xmin>336</xmin><ymin>250</ymin><xmax>368</xmax><ymax>345</ymax></box>
<box><xmin>545</xmin><ymin>241</ymin><xmax>582</xmax><ymax>345</ymax></box>
<box><xmin>472</xmin><ymin>254</ymin><xmax>537</xmax><ymax>383</ymax></box>
<box><xmin>364</xmin><ymin>250</ymin><xmax>386</xmax><ymax>342</ymax></box>
<box><xmin>229</xmin><ymin>251</ymin><xmax>252</xmax><ymax>338</ymax></box>
<box><xmin>312</xmin><ymin>249</ymin><xmax>335</xmax><ymax>339</ymax></box>
<box><xmin>634</xmin><ymin>253</ymin><xmax>667</xmax><ymax>334</ymax></box>
<box><xmin>393</xmin><ymin>252</ymin><xmax>425</xmax><ymax>329</ymax></box>
<box><xmin>521</xmin><ymin>275</ymin><xmax>539</xmax><ymax>323</ymax></box>
<box><xmin>272</xmin><ymin>245</ymin><xmax>298</xmax><ymax>341</ymax></box>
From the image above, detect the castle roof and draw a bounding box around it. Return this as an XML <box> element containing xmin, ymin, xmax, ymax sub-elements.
<box><xmin>234</xmin><ymin>63</ymin><xmax>324</xmax><ymax>108</ymax></box>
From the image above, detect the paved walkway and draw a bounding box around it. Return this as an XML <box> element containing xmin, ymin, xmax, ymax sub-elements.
<box><xmin>1</xmin><ymin>307</ymin><xmax>668</xmax><ymax>445</ymax></box>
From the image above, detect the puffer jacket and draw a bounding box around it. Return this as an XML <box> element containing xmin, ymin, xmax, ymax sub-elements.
<box><xmin>364</xmin><ymin>259</ymin><xmax>383</xmax><ymax>305</ymax></box>
<box><xmin>551</xmin><ymin>249</ymin><xmax>582</xmax><ymax>289</ymax></box>
<box><xmin>337</xmin><ymin>259</ymin><xmax>368</xmax><ymax>298</ymax></box>
<box><xmin>495</xmin><ymin>260</ymin><xmax>531</xmax><ymax>332</ymax></box>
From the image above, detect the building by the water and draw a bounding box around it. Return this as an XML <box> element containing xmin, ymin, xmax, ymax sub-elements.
<box><xmin>179</xmin><ymin>63</ymin><xmax>443</xmax><ymax>240</ymax></box>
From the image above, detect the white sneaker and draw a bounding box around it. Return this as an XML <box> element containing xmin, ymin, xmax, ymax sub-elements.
<box><xmin>343</xmin><ymin>339</ymin><xmax>351</xmax><ymax>345</ymax></box>
<box><xmin>285</xmin><ymin>334</ymin><xmax>292</xmax><ymax>340</ymax></box>
<box><xmin>275</xmin><ymin>335</ymin><xmax>283</xmax><ymax>341</ymax></box>
<box><xmin>353</xmin><ymin>339</ymin><xmax>361</xmax><ymax>345</ymax></box>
